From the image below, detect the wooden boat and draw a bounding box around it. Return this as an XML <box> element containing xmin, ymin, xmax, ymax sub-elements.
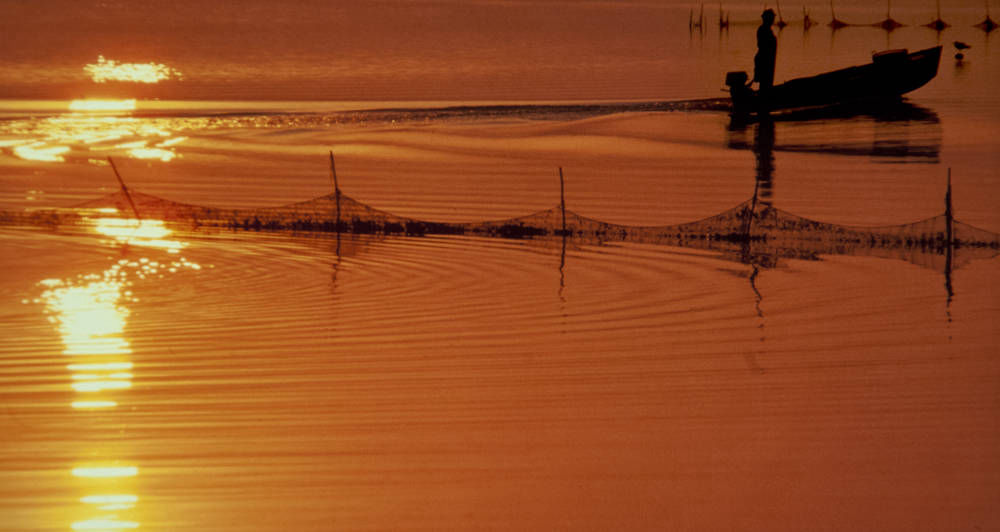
<box><xmin>726</xmin><ymin>46</ymin><xmax>941</xmax><ymax>116</ymax></box>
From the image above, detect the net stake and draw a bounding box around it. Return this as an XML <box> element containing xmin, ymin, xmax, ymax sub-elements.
<box><xmin>330</xmin><ymin>151</ymin><xmax>341</xmax><ymax>232</ymax></box>
<box><xmin>559</xmin><ymin>167</ymin><xmax>566</xmax><ymax>236</ymax></box>
<box><xmin>945</xmin><ymin>168</ymin><xmax>953</xmax><ymax>245</ymax></box>
<box><xmin>107</xmin><ymin>156</ymin><xmax>141</xmax><ymax>221</ymax></box>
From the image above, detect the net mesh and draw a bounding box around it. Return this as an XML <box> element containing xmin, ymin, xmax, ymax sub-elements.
<box><xmin>2</xmin><ymin>187</ymin><xmax>997</xmax><ymax>273</ymax></box>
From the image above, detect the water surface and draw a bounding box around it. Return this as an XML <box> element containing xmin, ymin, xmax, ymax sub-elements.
<box><xmin>1</xmin><ymin>2</ymin><xmax>999</xmax><ymax>530</ymax></box>
<box><xmin>1</xmin><ymin>222</ymin><xmax>997</xmax><ymax>531</ymax></box>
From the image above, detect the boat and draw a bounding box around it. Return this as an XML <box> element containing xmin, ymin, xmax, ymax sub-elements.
<box><xmin>725</xmin><ymin>46</ymin><xmax>941</xmax><ymax>116</ymax></box>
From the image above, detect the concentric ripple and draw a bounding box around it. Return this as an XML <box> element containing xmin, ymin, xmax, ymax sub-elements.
<box><xmin>1</xmin><ymin>226</ymin><xmax>997</xmax><ymax>531</ymax></box>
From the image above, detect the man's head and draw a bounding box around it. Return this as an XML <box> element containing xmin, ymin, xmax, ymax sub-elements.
<box><xmin>761</xmin><ymin>9</ymin><xmax>776</xmax><ymax>24</ymax></box>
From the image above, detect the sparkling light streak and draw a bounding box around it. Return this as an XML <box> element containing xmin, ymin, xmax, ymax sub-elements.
<box><xmin>81</xmin><ymin>493</ymin><xmax>139</xmax><ymax>511</ymax></box>
<box><xmin>72</xmin><ymin>400</ymin><xmax>119</xmax><ymax>409</ymax></box>
<box><xmin>67</xmin><ymin>362</ymin><xmax>134</xmax><ymax>372</ymax></box>
<box><xmin>69</xmin><ymin>99</ymin><xmax>138</xmax><ymax>112</ymax></box>
<box><xmin>81</xmin><ymin>495</ymin><xmax>139</xmax><ymax>505</ymax></box>
<box><xmin>72</xmin><ymin>466</ymin><xmax>138</xmax><ymax>478</ymax></box>
<box><xmin>85</xmin><ymin>55</ymin><xmax>182</xmax><ymax>84</ymax></box>
<box><xmin>3</xmin><ymin>100</ymin><xmax>187</xmax><ymax>163</ymax></box>
<box><xmin>72</xmin><ymin>380</ymin><xmax>132</xmax><ymax>392</ymax></box>
<box><xmin>12</xmin><ymin>143</ymin><xmax>70</xmax><ymax>162</ymax></box>
<box><xmin>72</xmin><ymin>518</ymin><xmax>140</xmax><ymax>530</ymax></box>
<box><xmin>128</xmin><ymin>147</ymin><xmax>177</xmax><ymax>161</ymax></box>
<box><xmin>92</xmin><ymin>218</ymin><xmax>186</xmax><ymax>252</ymax></box>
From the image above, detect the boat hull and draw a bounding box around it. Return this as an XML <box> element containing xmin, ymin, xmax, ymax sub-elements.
<box><xmin>728</xmin><ymin>46</ymin><xmax>942</xmax><ymax>116</ymax></box>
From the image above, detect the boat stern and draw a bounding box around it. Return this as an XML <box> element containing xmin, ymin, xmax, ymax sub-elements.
<box><xmin>725</xmin><ymin>71</ymin><xmax>754</xmax><ymax>115</ymax></box>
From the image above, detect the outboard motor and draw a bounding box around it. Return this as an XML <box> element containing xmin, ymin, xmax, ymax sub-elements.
<box><xmin>725</xmin><ymin>71</ymin><xmax>752</xmax><ymax>115</ymax></box>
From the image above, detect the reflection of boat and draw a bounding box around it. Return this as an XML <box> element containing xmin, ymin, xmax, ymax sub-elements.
<box><xmin>726</xmin><ymin>46</ymin><xmax>942</xmax><ymax>115</ymax></box>
<box><xmin>726</xmin><ymin>98</ymin><xmax>940</xmax><ymax>124</ymax></box>
<box><xmin>726</xmin><ymin>101</ymin><xmax>942</xmax><ymax>162</ymax></box>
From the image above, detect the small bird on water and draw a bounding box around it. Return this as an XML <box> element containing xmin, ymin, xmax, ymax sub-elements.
<box><xmin>954</xmin><ymin>41</ymin><xmax>971</xmax><ymax>62</ymax></box>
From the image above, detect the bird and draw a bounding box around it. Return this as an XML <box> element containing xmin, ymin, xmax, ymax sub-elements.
<box><xmin>952</xmin><ymin>41</ymin><xmax>970</xmax><ymax>62</ymax></box>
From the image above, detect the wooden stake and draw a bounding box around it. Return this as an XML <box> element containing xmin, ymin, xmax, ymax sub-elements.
<box><xmin>743</xmin><ymin>178</ymin><xmax>760</xmax><ymax>240</ymax></box>
<box><xmin>559</xmin><ymin>167</ymin><xmax>566</xmax><ymax>236</ymax></box>
<box><xmin>328</xmin><ymin>150</ymin><xmax>340</xmax><ymax>193</ymax></box>
<box><xmin>944</xmin><ymin>168</ymin><xmax>954</xmax><ymax>304</ymax></box>
<box><xmin>329</xmin><ymin>151</ymin><xmax>341</xmax><ymax>232</ymax></box>
<box><xmin>107</xmin><ymin>156</ymin><xmax>141</xmax><ymax>220</ymax></box>
<box><xmin>945</xmin><ymin>168</ymin><xmax>953</xmax><ymax>244</ymax></box>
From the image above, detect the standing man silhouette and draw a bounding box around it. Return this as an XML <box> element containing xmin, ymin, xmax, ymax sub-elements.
<box><xmin>754</xmin><ymin>9</ymin><xmax>778</xmax><ymax>106</ymax></box>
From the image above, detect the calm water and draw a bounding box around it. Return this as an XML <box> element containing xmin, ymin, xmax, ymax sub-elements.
<box><xmin>2</xmin><ymin>1</ymin><xmax>1000</xmax><ymax>531</ymax></box>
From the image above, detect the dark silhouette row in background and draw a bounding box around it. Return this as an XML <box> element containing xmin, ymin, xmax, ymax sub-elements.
<box><xmin>691</xmin><ymin>0</ymin><xmax>997</xmax><ymax>33</ymax></box>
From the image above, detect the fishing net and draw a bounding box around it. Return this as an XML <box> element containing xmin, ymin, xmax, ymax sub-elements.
<box><xmin>2</xmin><ymin>186</ymin><xmax>997</xmax><ymax>273</ymax></box>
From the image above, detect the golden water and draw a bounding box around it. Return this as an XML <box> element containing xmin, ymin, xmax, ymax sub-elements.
<box><xmin>1</xmin><ymin>2</ymin><xmax>999</xmax><ymax>528</ymax></box>
<box><xmin>1</xmin><ymin>212</ymin><xmax>997</xmax><ymax>530</ymax></box>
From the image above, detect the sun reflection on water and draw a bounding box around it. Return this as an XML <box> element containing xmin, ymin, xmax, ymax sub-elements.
<box><xmin>12</xmin><ymin>143</ymin><xmax>72</xmax><ymax>162</ymax></box>
<box><xmin>81</xmin><ymin>494</ymin><xmax>139</xmax><ymax>507</ymax></box>
<box><xmin>68</xmin><ymin>362</ymin><xmax>135</xmax><ymax>372</ymax></box>
<box><xmin>69</xmin><ymin>461</ymin><xmax>141</xmax><ymax>531</ymax></box>
<box><xmin>85</xmin><ymin>56</ymin><xmax>182</xmax><ymax>84</ymax></box>
<box><xmin>72</xmin><ymin>400</ymin><xmax>119</xmax><ymax>409</ymax></box>
<box><xmin>72</xmin><ymin>466</ymin><xmax>139</xmax><ymax>479</ymax></box>
<box><xmin>32</xmin><ymin>225</ymin><xmax>203</xmax><ymax>532</ymax></box>
<box><xmin>72</xmin><ymin>518</ymin><xmax>141</xmax><ymax>530</ymax></box>
<box><xmin>69</xmin><ymin>99</ymin><xmax>138</xmax><ymax>112</ymax></box>
<box><xmin>45</xmin><ymin>264</ymin><xmax>137</xmax><ymax>530</ymax></box>
<box><xmin>0</xmin><ymin>99</ymin><xmax>187</xmax><ymax>163</ymax></box>
<box><xmin>71</xmin><ymin>380</ymin><xmax>133</xmax><ymax>393</ymax></box>
<box><xmin>91</xmin><ymin>217</ymin><xmax>187</xmax><ymax>253</ymax></box>
<box><xmin>43</xmin><ymin>279</ymin><xmax>133</xmax><ymax>357</ymax></box>
<box><xmin>125</xmin><ymin>146</ymin><xmax>176</xmax><ymax>162</ymax></box>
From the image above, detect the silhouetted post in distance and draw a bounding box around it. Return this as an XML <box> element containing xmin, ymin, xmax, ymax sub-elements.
<box><xmin>774</xmin><ymin>0</ymin><xmax>788</xmax><ymax>28</ymax></box>
<box><xmin>829</xmin><ymin>0</ymin><xmax>848</xmax><ymax>29</ymax></box>
<box><xmin>107</xmin><ymin>156</ymin><xmax>141</xmax><ymax>221</ymax></box>
<box><xmin>875</xmin><ymin>0</ymin><xmax>903</xmax><ymax>31</ymax></box>
<box><xmin>718</xmin><ymin>3</ymin><xmax>729</xmax><ymax>30</ymax></box>
<box><xmin>925</xmin><ymin>0</ymin><xmax>949</xmax><ymax>31</ymax></box>
<box><xmin>754</xmin><ymin>9</ymin><xmax>778</xmax><ymax>109</ymax></box>
<box><xmin>689</xmin><ymin>3</ymin><xmax>705</xmax><ymax>30</ymax></box>
<box><xmin>977</xmin><ymin>0</ymin><xmax>997</xmax><ymax>32</ymax></box>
